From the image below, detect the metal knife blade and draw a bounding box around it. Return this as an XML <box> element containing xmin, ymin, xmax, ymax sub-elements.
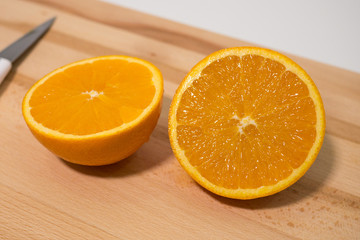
<box><xmin>0</xmin><ymin>17</ymin><xmax>56</xmax><ymax>63</ymax></box>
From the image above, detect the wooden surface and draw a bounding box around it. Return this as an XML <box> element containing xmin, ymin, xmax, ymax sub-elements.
<box><xmin>0</xmin><ymin>0</ymin><xmax>359</xmax><ymax>239</ymax></box>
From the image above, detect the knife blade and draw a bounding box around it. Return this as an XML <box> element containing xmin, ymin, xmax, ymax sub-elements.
<box><xmin>0</xmin><ymin>17</ymin><xmax>56</xmax><ymax>85</ymax></box>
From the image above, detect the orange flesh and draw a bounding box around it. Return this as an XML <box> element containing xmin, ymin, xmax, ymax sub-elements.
<box><xmin>29</xmin><ymin>59</ymin><xmax>155</xmax><ymax>135</ymax></box>
<box><xmin>176</xmin><ymin>55</ymin><xmax>317</xmax><ymax>189</ymax></box>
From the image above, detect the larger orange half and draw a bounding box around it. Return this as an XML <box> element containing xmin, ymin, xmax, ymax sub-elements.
<box><xmin>168</xmin><ymin>47</ymin><xmax>325</xmax><ymax>199</ymax></box>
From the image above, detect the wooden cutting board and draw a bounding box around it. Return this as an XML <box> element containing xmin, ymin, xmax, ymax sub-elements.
<box><xmin>1</xmin><ymin>0</ymin><xmax>359</xmax><ymax>239</ymax></box>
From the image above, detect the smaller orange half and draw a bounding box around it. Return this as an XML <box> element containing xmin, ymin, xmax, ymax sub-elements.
<box><xmin>23</xmin><ymin>55</ymin><xmax>163</xmax><ymax>166</ymax></box>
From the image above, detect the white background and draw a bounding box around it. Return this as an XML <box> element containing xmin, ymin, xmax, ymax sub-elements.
<box><xmin>102</xmin><ymin>0</ymin><xmax>360</xmax><ymax>73</ymax></box>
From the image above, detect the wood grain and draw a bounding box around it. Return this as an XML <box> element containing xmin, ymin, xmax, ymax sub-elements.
<box><xmin>0</xmin><ymin>0</ymin><xmax>359</xmax><ymax>239</ymax></box>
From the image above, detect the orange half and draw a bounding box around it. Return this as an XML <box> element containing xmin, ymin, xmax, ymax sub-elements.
<box><xmin>168</xmin><ymin>47</ymin><xmax>325</xmax><ymax>199</ymax></box>
<box><xmin>23</xmin><ymin>55</ymin><xmax>163</xmax><ymax>165</ymax></box>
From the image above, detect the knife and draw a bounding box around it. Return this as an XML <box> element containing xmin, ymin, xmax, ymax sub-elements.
<box><xmin>0</xmin><ymin>17</ymin><xmax>56</xmax><ymax>85</ymax></box>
